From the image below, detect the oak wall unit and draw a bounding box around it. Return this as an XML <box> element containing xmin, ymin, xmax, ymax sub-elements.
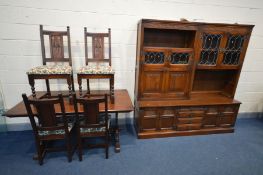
<box><xmin>134</xmin><ymin>19</ymin><xmax>254</xmax><ymax>139</ymax></box>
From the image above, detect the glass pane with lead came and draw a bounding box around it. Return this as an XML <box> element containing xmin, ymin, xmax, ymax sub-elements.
<box><xmin>199</xmin><ymin>51</ymin><xmax>218</xmax><ymax>65</ymax></box>
<box><xmin>170</xmin><ymin>53</ymin><xmax>190</xmax><ymax>64</ymax></box>
<box><xmin>202</xmin><ymin>34</ymin><xmax>222</xmax><ymax>49</ymax></box>
<box><xmin>144</xmin><ymin>52</ymin><xmax>165</xmax><ymax>64</ymax></box>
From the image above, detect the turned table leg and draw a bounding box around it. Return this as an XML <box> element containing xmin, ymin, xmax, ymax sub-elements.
<box><xmin>114</xmin><ymin>112</ymin><xmax>120</xmax><ymax>153</ymax></box>
<box><xmin>110</xmin><ymin>75</ymin><xmax>115</xmax><ymax>103</ymax></box>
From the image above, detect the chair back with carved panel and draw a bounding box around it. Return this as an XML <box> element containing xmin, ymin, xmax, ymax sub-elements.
<box><xmin>84</xmin><ymin>28</ymin><xmax>112</xmax><ymax>66</ymax></box>
<box><xmin>73</xmin><ymin>93</ymin><xmax>109</xmax><ymax>160</ymax></box>
<box><xmin>73</xmin><ymin>93</ymin><xmax>108</xmax><ymax>131</ymax></box>
<box><xmin>22</xmin><ymin>93</ymin><xmax>69</xmax><ymax>137</ymax></box>
<box><xmin>40</xmin><ymin>25</ymin><xmax>72</xmax><ymax>66</ymax></box>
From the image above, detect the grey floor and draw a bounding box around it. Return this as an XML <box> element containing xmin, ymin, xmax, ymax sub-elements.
<box><xmin>0</xmin><ymin>117</ymin><xmax>262</xmax><ymax>175</ymax></box>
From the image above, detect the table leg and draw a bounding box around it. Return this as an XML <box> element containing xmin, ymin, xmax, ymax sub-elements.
<box><xmin>114</xmin><ymin>112</ymin><xmax>120</xmax><ymax>153</ymax></box>
<box><xmin>110</xmin><ymin>76</ymin><xmax>114</xmax><ymax>103</ymax></box>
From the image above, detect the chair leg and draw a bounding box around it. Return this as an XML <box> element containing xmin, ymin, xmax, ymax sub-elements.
<box><xmin>28</xmin><ymin>76</ymin><xmax>36</xmax><ymax>98</ymax></box>
<box><xmin>45</xmin><ymin>79</ymin><xmax>51</xmax><ymax>97</ymax></box>
<box><xmin>36</xmin><ymin>141</ymin><xmax>44</xmax><ymax>165</ymax></box>
<box><xmin>66</xmin><ymin>137</ymin><xmax>72</xmax><ymax>162</ymax></box>
<box><xmin>87</xmin><ymin>79</ymin><xmax>90</xmax><ymax>94</ymax></box>
<box><xmin>78</xmin><ymin>137</ymin><xmax>83</xmax><ymax>161</ymax></box>
<box><xmin>106</xmin><ymin>133</ymin><xmax>109</xmax><ymax>159</ymax></box>
<box><xmin>71</xmin><ymin>74</ymin><xmax>75</xmax><ymax>91</ymax></box>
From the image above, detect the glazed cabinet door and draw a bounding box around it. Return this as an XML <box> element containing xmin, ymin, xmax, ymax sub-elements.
<box><xmin>165</xmin><ymin>48</ymin><xmax>193</xmax><ymax>99</ymax></box>
<box><xmin>197</xmin><ymin>30</ymin><xmax>250</xmax><ymax>69</ymax></box>
<box><xmin>139</xmin><ymin>47</ymin><xmax>193</xmax><ymax>100</ymax></box>
<box><xmin>219</xmin><ymin>31</ymin><xmax>250</xmax><ymax>69</ymax></box>
<box><xmin>139</xmin><ymin>47</ymin><xmax>167</xmax><ymax>99</ymax></box>
<box><xmin>197</xmin><ymin>31</ymin><xmax>224</xmax><ymax>69</ymax></box>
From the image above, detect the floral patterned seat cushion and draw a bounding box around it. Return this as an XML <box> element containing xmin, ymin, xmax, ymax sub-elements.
<box><xmin>27</xmin><ymin>65</ymin><xmax>72</xmax><ymax>75</ymax></box>
<box><xmin>38</xmin><ymin>123</ymin><xmax>74</xmax><ymax>136</ymax></box>
<box><xmin>80</xmin><ymin>127</ymin><xmax>106</xmax><ymax>133</ymax></box>
<box><xmin>79</xmin><ymin>114</ymin><xmax>111</xmax><ymax>133</ymax></box>
<box><xmin>77</xmin><ymin>65</ymin><xmax>114</xmax><ymax>74</ymax></box>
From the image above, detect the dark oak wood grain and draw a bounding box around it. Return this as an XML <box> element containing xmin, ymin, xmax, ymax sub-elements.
<box><xmin>73</xmin><ymin>94</ymin><xmax>110</xmax><ymax>160</ymax></box>
<box><xmin>22</xmin><ymin>94</ymin><xmax>73</xmax><ymax>165</ymax></box>
<box><xmin>4</xmin><ymin>89</ymin><xmax>133</xmax><ymax>117</ymax></box>
<box><xmin>5</xmin><ymin>89</ymin><xmax>133</xmax><ymax>153</ymax></box>
<box><xmin>79</xmin><ymin>28</ymin><xmax>114</xmax><ymax>103</ymax></box>
<box><xmin>134</xmin><ymin>19</ymin><xmax>254</xmax><ymax>139</ymax></box>
<box><xmin>28</xmin><ymin>25</ymin><xmax>74</xmax><ymax>99</ymax></box>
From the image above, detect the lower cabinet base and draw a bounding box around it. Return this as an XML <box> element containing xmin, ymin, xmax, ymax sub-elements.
<box><xmin>135</xmin><ymin>102</ymin><xmax>240</xmax><ymax>139</ymax></box>
<box><xmin>137</xmin><ymin>127</ymin><xmax>234</xmax><ymax>139</ymax></box>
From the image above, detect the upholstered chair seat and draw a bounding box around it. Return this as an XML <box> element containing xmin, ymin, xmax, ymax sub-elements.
<box><xmin>78</xmin><ymin>65</ymin><xmax>114</xmax><ymax>74</ymax></box>
<box><xmin>38</xmin><ymin>123</ymin><xmax>74</xmax><ymax>136</ymax></box>
<box><xmin>79</xmin><ymin>116</ymin><xmax>110</xmax><ymax>133</ymax></box>
<box><xmin>27</xmin><ymin>65</ymin><xmax>72</xmax><ymax>75</ymax></box>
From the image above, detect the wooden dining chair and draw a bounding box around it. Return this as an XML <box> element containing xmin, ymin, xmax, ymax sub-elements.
<box><xmin>22</xmin><ymin>93</ymin><xmax>74</xmax><ymax>165</ymax></box>
<box><xmin>72</xmin><ymin>93</ymin><xmax>110</xmax><ymax>160</ymax></box>
<box><xmin>77</xmin><ymin>28</ymin><xmax>115</xmax><ymax>103</ymax></box>
<box><xmin>27</xmin><ymin>25</ymin><xmax>74</xmax><ymax>99</ymax></box>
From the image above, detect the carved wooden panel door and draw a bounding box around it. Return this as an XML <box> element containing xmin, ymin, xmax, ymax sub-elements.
<box><xmin>139</xmin><ymin>47</ymin><xmax>167</xmax><ymax>99</ymax></box>
<box><xmin>139</xmin><ymin>47</ymin><xmax>193</xmax><ymax>100</ymax></box>
<box><xmin>164</xmin><ymin>48</ymin><xmax>193</xmax><ymax>99</ymax></box>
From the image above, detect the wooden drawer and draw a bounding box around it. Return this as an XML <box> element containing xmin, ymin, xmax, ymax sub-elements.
<box><xmin>221</xmin><ymin>106</ymin><xmax>236</xmax><ymax>115</ymax></box>
<box><xmin>177</xmin><ymin>117</ymin><xmax>203</xmax><ymax>124</ymax></box>
<box><xmin>206</xmin><ymin>107</ymin><xmax>219</xmax><ymax>115</ymax></box>
<box><xmin>178</xmin><ymin>108</ymin><xmax>205</xmax><ymax>118</ymax></box>
<box><xmin>177</xmin><ymin>123</ymin><xmax>202</xmax><ymax>131</ymax></box>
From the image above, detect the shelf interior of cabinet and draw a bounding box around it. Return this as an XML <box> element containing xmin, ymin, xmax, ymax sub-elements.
<box><xmin>192</xmin><ymin>69</ymin><xmax>238</xmax><ymax>96</ymax></box>
<box><xmin>144</xmin><ymin>28</ymin><xmax>196</xmax><ymax>48</ymax></box>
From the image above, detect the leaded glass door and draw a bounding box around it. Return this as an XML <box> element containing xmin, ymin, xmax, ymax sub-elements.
<box><xmin>197</xmin><ymin>31</ymin><xmax>249</xmax><ymax>69</ymax></box>
<box><xmin>197</xmin><ymin>31</ymin><xmax>224</xmax><ymax>68</ymax></box>
<box><xmin>139</xmin><ymin>47</ymin><xmax>167</xmax><ymax>99</ymax></box>
<box><xmin>219</xmin><ymin>32</ymin><xmax>249</xmax><ymax>69</ymax></box>
<box><xmin>164</xmin><ymin>48</ymin><xmax>193</xmax><ymax>99</ymax></box>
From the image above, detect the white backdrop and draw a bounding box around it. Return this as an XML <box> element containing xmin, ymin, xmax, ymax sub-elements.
<box><xmin>0</xmin><ymin>0</ymin><xmax>263</xmax><ymax>127</ymax></box>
